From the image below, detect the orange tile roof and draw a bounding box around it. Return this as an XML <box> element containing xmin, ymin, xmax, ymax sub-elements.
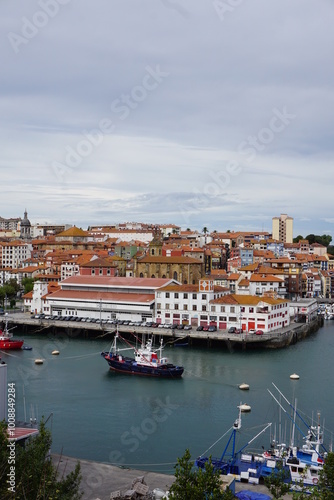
<box><xmin>138</xmin><ymin>255</ymin><xmax>202</xmax><ymax>264</ymax></box>
<box><xmin>211</xmin><ymin>293</ymin><xmax>289</xmax><ymax>305</ymax></box>
<box><xmin>61</xmin><ymin>276</ymin><xmax>175</xmax><ymax>288</ymax></box>
<box><xmin>249</xmin><ymin>274</ymin><xmax>284</xmax><ymax>282</ymax></box>
<box><xmin>48</xmin><ymin>289</ymin><xmax>155</xmax><ymax>303</ymax></box>
<box><xmin>57</xmin><ymin>226</ymin><xmax>89</xmax><ymax>237</ymax></box>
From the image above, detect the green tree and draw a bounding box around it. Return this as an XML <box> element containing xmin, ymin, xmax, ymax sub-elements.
<box><xmin>317</xmin><ymin>452</ymin><xmax>334</xmax><ymax>498</ymax></box>
<box><xmin>168</xmin><ymin>449</ymin><xmax>234</xmax><ymax>499</ymax></box>
<box><xmin>22</xmin><ymin>277</ymin><xmax>35</xmax><ymax>294</ymax></box>
<box><xmin>264</xmin><ymin>461</ymin><xmax>291</xmax><ymax>499</ymax></box>
<box><xmin>293</xmin><ymin>235</ymin><xmax>304</xmax><ymax>243</ymax></box>
<box><xmin>0</xmin><ymin>419</ymin><xmax>82</xmax><ymax>500</ymax></box>
<box><xmin>327</xmin><ymin>245</ymin><xmax>334</xmax><ymax>256</ymax></box>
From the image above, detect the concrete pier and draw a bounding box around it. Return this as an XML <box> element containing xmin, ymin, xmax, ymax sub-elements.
<box><xmin>5</xmin><ymin>313</ymin><xmax>323</xmax><ymax>349</ymax></box>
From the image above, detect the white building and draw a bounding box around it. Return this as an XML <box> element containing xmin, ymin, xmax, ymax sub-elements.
<box><xmin>209</xmin><ymin>294</ymin><xmax>290</xmax><ymax>332</ymax></box>
<box><xmin>0</xmin><ymin>241</ymin><xmax>32</xmax><ymax>269</ymax></box>
<box><xmin>45</xmin><ymin>276</ymin><xmax>178</xmax><ymax>322</ymax></box>
<box><xmin>289</xmin><ymin>298</ymin><xmax>318</xmax><ymax>323</ymax></box>
<box><xmin>248</xmin><ymin>274</ymin><xmax>286</xmax><ymax>297</ymax></box>
<box><xmin>155</xmin><ymin>279</ymin><xmax>229</xmax><ymax>326</ymax></box>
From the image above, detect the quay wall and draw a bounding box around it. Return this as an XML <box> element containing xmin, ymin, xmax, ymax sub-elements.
<box><xmin>4</xmin><ymin>314</ymin><xmax>324</xmax><ymax>351</ymax></box>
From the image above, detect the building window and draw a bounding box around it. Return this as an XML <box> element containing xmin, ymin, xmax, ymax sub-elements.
<box><xmin>192</xmin><ymin>305</ymin><xmax>197</xmax><ymax>311</ymax></box>
<box><xmin>202</xmin><ymin>294</ymin><xmax>207</xmax><ymax>300</ymax></box>
<box><xmin>192</xmin><ymin>293</ymin><xmax>197</xmax><ymax>299</ymax></box>
<box><xmin>183</xmin><ymin>293</ymin><xmax>188</xmax><ymax>299</ymax></box>
<box><xmin>175</xmin><ymin>293</ymin><xmax>179</xmax><ymax>299</ymax></box>
<box><xmin>166</xmin><ymin>304</ymin><xmax>169</xmax><ymax>310</ymax></box>
<box><xmin>166</xmin><ymin>292</ymin><xmax>170</xmax><ymax>298</ymax></box>
<box><xmin>175</xmin><ymin>304</ymin><xmax>179</xmax><ymax>310</ymax></box>
<box><xmin>91</xmin><ymin>269</ymin><xmax>95</xmax><ymax>275</ymax></box>
<box><xmin>183</xmin><ymin>304</ymin><xmax>188</xmax><ymax>310</ymax></box>
<box><xmin>156</xmin><ymin>303</ymin><xmax>161</xmax><ymax>309</ymax></box>
<box><xmin>220</xmin><ymin>306</ymin><xmax>225</xmax><ymax>312</ymax></box>
<box><xmin>211</xmin><ymin>306</ymin><xmax>216</xmax><ymax>312</ymax></box>
<box><xmin>202</xmin><ymin>305</ymin><xmax>206</xmax><ymax>311</ymax></box>
<box><xmin>230</xmin><ymin>306</ymin><xmax>235</xmax><ymax>313</ymax></box>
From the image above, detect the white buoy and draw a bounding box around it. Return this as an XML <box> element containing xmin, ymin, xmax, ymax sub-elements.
<box><xmin>239</xmin><ymin>403</ymin><xmax>251</xmax><ymax>412</ymax></box>
<box><xmin>52</xmin><ymin>350</ymin><xmax>59</xmax><ymax>355</ymax></box>
<box><xmin>34</xmin><ymin>359</ymin><xmax>44</xmax><ymax>365</ymax></box>
<box><xmin>239</xmin><ymin>383</ymin><xmax>250</xmax><ymax>390</ymax></box>
<box><xmin>290</xmin><ymin>373</ymin><xmax>300</xmax><ymax>380</ymax></box>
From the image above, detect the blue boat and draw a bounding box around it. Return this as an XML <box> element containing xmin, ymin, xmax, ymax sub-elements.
<box><xmin>196</xmin><ymin>405</ymin><xmax>285</xmax><ymax>485</ymax></box>
<box><xmin>101</xmin><ymin>331</ymin><xmax>184</xmax><ymax>378</ymax></box>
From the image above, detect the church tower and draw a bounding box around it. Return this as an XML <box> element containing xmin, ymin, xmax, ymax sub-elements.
<box><xmin>20</xmin><ymin>209</ymin><xmax>31</xmax><ymax>239</ymax></box>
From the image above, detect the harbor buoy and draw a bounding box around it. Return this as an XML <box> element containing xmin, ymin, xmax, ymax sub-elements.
<box><xmin>52</xmin><ymin>350</ymin><xmax>59</xmax><ymax>355</ymax></box>
<box><xmin>239</xmin><ymin>383</ymin><xmax>250</xmax><ymax>390</ymax></box>
<box><xmin>239</xmin><ymin>403</ymin><xmax>251</xmax><ymax>413</ymax></box>
<box><xmin>290</xmin><ymin>373</ymin><xmax>300</xmax><ymax>380</ymax></box>
<box><xmin>34</xmin><ymin>359</ymin><xmax>44</xmax><ymax>365</ymax></box>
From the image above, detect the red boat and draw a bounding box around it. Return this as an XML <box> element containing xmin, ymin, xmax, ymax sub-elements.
<box><xmin>0</xmin><ymin>316</ymin><xmax>24</xmax><ymax>350</ymax></box>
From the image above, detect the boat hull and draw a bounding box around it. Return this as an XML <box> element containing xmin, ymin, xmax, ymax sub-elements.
<box><xmin>0</xmin><ymin>339</ymin><xmax>24</xmax><ymax>350</ymax></box>
<box><xmin>101</xmin><ymin>352</ymin><xmax>184</xmax><ymax>378</ymax></box>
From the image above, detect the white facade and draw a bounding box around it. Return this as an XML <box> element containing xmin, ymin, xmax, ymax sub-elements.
<box><xmin>42</xmin><ymin>277</ymin><xmax>178</xmax><ymax>322</ymax></box>
<box><xmin>0</xmin><ymin>241</ymin><xmax>32</xmax><ymax>269</ymax></box>
<box><xmin>210</xmin><ymin>295</ymin><xmax>290</xmax><ymax>332</ymax></box>
<box><xmin>31</xmin><ymin>281</ymin><xmax>49</xmax><ymax>314</ymax></box>
<box><xmin>289</xmin><ymin>298</ymin><xmax>318</xmax><ymax>322</ymax></box>
<box><xmin>61</xmin><ymin>260</ymin><xmax>80</xmax><ymax>281</ymax></box>
<box><xmin>155</xmin><ymin>280</ymin><xmax>228</xmax><ymax>325</ymax></box>
<box><xmin>248</xmin><ymin>276</ymin><xmax>286</xmax><ymax>297</ymax></box>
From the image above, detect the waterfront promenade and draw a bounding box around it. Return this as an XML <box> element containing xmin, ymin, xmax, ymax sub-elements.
<box><xmin>5</xmin><ymin>312</ymin><xmax>322</xmax><ymax>348</ymax></box>
<box><xmin>53</xmin><ymin>454</ymin><xmax>292</xmax><ymax>500</ymax></box>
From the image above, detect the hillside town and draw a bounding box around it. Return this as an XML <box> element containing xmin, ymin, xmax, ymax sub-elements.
<box><xmin>0</xmin><ymin>211</ymin><xmax>331</xmax><ymax>334</ymax></box>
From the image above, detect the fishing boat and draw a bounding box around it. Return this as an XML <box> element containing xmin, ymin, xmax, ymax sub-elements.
<box><xmin>0</xmin><ymin>314</ymin><xmax>24</xmax><ymax>350</ymax></box>
<box><xmin>268</xmin><ymin>383</ymin><xmax>328</xmax><ymax>488</ymax></box>
<box><xmin>101</xmin><ymin>330</ymin><xmax>184</xmax><ymax>378</ymax></box>
<box><xmin>196</xmin><ymin>404</ymin><xmax>284</xmax><ymax>484</ymax></box>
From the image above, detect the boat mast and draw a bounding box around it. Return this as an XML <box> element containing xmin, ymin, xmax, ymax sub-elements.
<box><xmin>159</xmin><ymin>337</ymin><xmax>163</xmax><ymax>360</ymax></box>
<box><xmin>291</xmin><ymin>398</ymin><xmax>297</xmax><ymax>449</ymax></box>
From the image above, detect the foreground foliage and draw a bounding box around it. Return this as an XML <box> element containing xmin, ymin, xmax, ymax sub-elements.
<box><xmin>0</xmin><ymin>419</ymin><xmax>82</xmax><ymax>500</ymax></box>
<box><xmin>168</xmin><ymin>448</ymin><xmax>234</xmax><ymax>499</ymax></box>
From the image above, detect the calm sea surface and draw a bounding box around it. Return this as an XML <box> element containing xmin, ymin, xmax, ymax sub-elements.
<box><xmin>3</xmin><ymin>321</ymin><xmax>334</xmax><ymax>474</ymax></box>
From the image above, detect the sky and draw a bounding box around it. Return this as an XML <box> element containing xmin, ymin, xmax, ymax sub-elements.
<box><xmin>1</xmin><ymin>0</ymin><xmax>333</xmax><ymax>237</ymax></box>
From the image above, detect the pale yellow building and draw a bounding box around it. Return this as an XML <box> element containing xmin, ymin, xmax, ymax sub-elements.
<box><xmin>272</xmin><ymin>214</ymin><xmax>293</xmax><ymax>244</ymax></box>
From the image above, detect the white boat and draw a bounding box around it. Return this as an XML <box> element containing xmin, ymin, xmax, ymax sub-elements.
<box><xmin>268</xmin><ymin>383</ymin><xmax>328</xmax><ymax>488</ymax></box>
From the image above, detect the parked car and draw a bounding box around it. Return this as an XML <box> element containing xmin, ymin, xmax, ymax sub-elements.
<box><xmin>176</xmin><ymin>324</ymin><xmax>184</xmax><ymax>330</ymax></box>
<box><xmin>208</xmin><ymin>325</ymin><xmax>217</xmax><ymax>332</ymax></box>
<box><xmin>235</xmin><ymin>328</ymin><xmax>243</xmax><ymax>334</ymax></box>
<box><xmin>228</xmin><ymin>327</ymin><xmax>237</xmax><ymax>333</ymax></box>
<box><xmin>255</xmin><ymin>329</ymin><xmax>264</xmax><ymax>335</ymax></box>
<box><xmin>203</xmin><ymin>325</ymin><xmax>209</xmax><ymax>331</ymax></box>
<box><xmin>196</xmin><ymin>326</ymin><xmax>204</xmax><ymax>331</ymax></box>
<box><xmin>249</xmin><ymin>329</ymin><xmax>256</xmax><ymax>334</ymax></box>
<box><xmin>171</xmin><ymin>324</ymin><xmax>178</xmax><ymax>329</ymax></box>
<box><xmin>184</xmin><ymin>325</ymin><xmax>192</xmax><ymax>331</ymax></box>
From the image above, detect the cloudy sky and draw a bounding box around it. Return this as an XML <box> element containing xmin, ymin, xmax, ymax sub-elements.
<box><xmin>1</xmin><ymin>0</ymin><xmax>333</xmax><ymax>236</ymax></box>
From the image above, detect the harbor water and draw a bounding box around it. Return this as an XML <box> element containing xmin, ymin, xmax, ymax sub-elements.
<box><xmin>2</xmin><ymin>320</ymin><xmax>334</xmax><ymax>474</ymax></box>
